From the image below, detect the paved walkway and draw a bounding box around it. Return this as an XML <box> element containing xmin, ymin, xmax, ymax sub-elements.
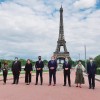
<box><xmin>83</xmin><ymin>72</ymin><xmax>100</xmax><ymax>81</ymax></box>
<box><xmin>72</xmin><ymin>67</ymin><xmax>100</xmax><ymax>81</ymax></box>
<box><xmin>0</xmin><ymin>71</ymin><xmax>100</xmax><ymax>100</ymax></box>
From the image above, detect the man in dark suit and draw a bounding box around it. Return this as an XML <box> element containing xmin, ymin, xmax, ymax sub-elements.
<box><xmin>63</xmin><ymin>58</ymin><xmax>71</xmax><ymax>87</ymax></box>
<box><xmin>12</xmin><ymin>57</ymin><xmax>21</xmax><ymax>84</ymax></box>
<box><xmin>48</xmin><ymin>56</ymin><xmax>57</xmax><ymax>86</ymax></box>
<box><xmin>35</xmin><ymin>56</ymin><xmax>44</xmax><ymax>85</ymax></box>
<box><xmin>87</xmin><ymin>57</ymin><xmax>97</xmax><ymax>89</ymax></box>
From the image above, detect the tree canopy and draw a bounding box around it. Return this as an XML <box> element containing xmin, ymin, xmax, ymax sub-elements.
<box><xmin>0</xmin><ymin>55</ymin><xmax>100</xmax><ymax>68</ymax></box>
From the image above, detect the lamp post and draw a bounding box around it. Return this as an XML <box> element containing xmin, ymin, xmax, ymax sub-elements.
<box><xmin>78</xmin><ymin>53</ymin><xmax>80</xmax><ymax>60</ymax></box>
<box><xmin>84</xmin><ymin>45</ymin><xmax>87</xmax><ymax>70</ymax></box>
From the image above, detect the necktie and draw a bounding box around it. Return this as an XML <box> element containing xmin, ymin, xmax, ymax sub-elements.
<box><xmin>91</xmin><ymin>63</ymin><xmax>92</xmax><ymax>66</ymax></box>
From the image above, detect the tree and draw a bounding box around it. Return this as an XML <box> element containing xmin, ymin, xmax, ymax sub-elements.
<box><xmin>86</xmin><ymin>59</ymin><xmax>90</xmax><ymax>64</ymax></box>
<box><xmin>8</xmin><ymin>62</ymin><xmax>13</xmax><ymax>68</ymax></box>
<box><xmin>0</xmin><ymin>59</ymin><xmax>13</xmax><ymax>68</ymax></box>
<box><xmin>73</xmin><ymin>61</ymin><xmax>78</xmax><ymax>66</ymax></box>
<box><xmin>0</xmin><ymin>59</ymin><xmax>6</xmax><ymax>64</ymax></box>
<box><xmin>73</xmin><ymin>60</ymin><xmax>86</xmax><ymax>67</ymax></box>
<box><xmin>94</xmin><ymin>55</ymin><xmax>100</xmax><ymax>68</ymax></box>
<box><xmin>68</xmin><ymin>60</ymin><xmax>74</xmax><ymax>66</ymax></box>
<box><xmin>19</xmin><ymin>59</ymin><xmax>27</xmax><ymax>66</ymax></box>
<box><xmin>81</xmin><ymin>60</ymin><xmax>85</xmax><ymax>67</ymax></box>
<box><xmin>43</xmin><ymin>60</ymin><xmax>48</xmax><ymax>65</ymax></box>
<box><xmin>30</xmin><ymin>60</ymin><xmax>36</xmax><ymax>66</ymax></box>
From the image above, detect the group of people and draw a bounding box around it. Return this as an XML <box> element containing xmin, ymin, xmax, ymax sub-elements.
<box><xmin>1</xmin><ymin>56</ymin><xmax>97</xmax><ymax>89</ymax></box>
<box><xmin>63</xmin><ymin>57</ymin><xmax>97</xmax><ymax>89</ymax></box>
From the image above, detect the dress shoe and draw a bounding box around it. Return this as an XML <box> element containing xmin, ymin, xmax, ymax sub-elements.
<box><xmin>76</xmin><ymin>86</ymin><xmax>78</xmax><ymax>87</ymax></box>
<box><xmin>63</xmin><ymin>84</ymin><xmax>66</xmax><ymax>86</ymax></box>
<box><xmin>69</xmin><ymin>85</ymin><xmax>71</xmax><ymax>87</ymax></box>
<box><xmin>3</xmin><ymin>83</ymin><xmax>5</xmax><ymax>85</ymax></box>
<box><xmin>89</xmin><ymin>87</ymin><xmax>91</xmax><ymax>89</ymax></box>
<box><xmin>35</xmin><ymin>83</ymin><xmax>37</xmax><ymax>85</ymax></box>
<box><xmin>48</xmin><ymin>84</ymin><xmax>51</xmax><ymax>86</ymax></box>
<box><xmin>41</xmin><ymin>83</ymin><xmax>42</xmax><ymax>85</ymax></box>
<box><xmin>16</xmin><ymin>82</ymin><xmax>18</xmax><ymax>84</ymax></box>
<box><xmin>12</xmin><ymin>83</ymin><xmax>15</xmax><ymax>84</ymax></box>
<box><xmin>93</xmin><ymin>87</ymin><xmax>95</xmax><ymax>89</ymax></box>
<box><xmin>53</xmin><ymin>84</ymin><xmax>56</xmax><ymax>86</ymax></box>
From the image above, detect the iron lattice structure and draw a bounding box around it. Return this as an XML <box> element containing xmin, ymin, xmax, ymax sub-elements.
<box><xmin>53</xmin><ymin>5</ymin><xmax>71</xmax><ymax>63</ymax></box>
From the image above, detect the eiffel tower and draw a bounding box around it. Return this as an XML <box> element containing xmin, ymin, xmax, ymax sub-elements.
<box><xmin>53</xmin><ymin>5</ymin><xmax>71</xmax><ymax>63</ymax></box>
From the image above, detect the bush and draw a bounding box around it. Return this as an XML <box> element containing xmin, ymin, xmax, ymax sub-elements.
<box><xmin>97</xmin><ymin>69</ymin><xmax>100</xmax><ymax>75</ymax></box>
<box><xmin>43</xmin><ymin>60</ymin><xmax>48</xmax><ymax>65</ymax></box>
<box><xmin>0</xmin><ymin>59</ymin><xmax>36</xmax><ymax>68</ymax></box>
<box><xmin>69</xmin><ymin>60</ymin><xmax>74</xmax><ymax>66</ymax></box>
<box><xmin>94</xmin><ymin>55</ymin><xmax>100</xmax><ymax>68</ymax></box>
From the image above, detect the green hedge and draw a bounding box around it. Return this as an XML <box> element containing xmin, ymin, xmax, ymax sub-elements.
<box><xmin>97</xmin><ymin>69</ymin><xmax>100</xmax><ymax>75</ymax></box>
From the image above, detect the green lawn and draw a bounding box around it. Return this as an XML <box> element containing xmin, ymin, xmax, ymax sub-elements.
<box><xmin>0</xmin><ymin>70</ymin><xmax>49</xmax><ymax>76</ymax></box>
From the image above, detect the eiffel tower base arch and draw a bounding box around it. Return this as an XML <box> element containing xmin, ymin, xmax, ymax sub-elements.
<box><xmin>53</xmin><ymin>52</ymin><xmax>71</xmax><ymax>64</ymax></box>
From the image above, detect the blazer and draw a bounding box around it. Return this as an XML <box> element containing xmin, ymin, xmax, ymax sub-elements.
<box><xmin>48</xmin><ymin>60</ymin><xmax>57</xmax><ymax>72</ymax></box>
<box><xmin>63</xmin><ymin>62</ymin><xmax>71</xmax><ymax>74</ymax></box>
<box><xmin>12</xmin><ymin>61</ymin><xmax>21</xmax><ymax>73</ymax></box>
<box><xmin>87</xmin><ymin>62</ymin><xmax>97</xmax><ymax>74</ymax></box>
<box><xmin>35</xmin><ymin>61</ymin><xmax>44</xmax><ymax>70</ymax></box>
<box><xmin>2</xmin><ymin>65</ymin><xmax>9</xmax><ymax>72</ymax></box>
<box><xmin>24</xmin><ymin>63</ymin><xmax>32</xmax><ymax>72</ymax></box>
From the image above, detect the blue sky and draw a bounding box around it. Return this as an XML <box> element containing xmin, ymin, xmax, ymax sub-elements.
<box><xmin>96</xmin><ymin>0</ymin><xmax>100</xmax><ymax>9</ymax></box>
<box><xmin>0</xmin><ymin>0</ymin><xmax>100</xmax><ymax>61</ymax></box>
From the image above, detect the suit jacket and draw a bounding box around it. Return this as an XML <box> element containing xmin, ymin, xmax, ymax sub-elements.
<box><xmin>24</xmin><ymin>63</ymin><xmax>33</xmax><ymax>72</ymax></box>
<box><xmin>35</xmin><ymin>61</ymin><xmax>44</xmax><ymax>71</ymax></box>
<box><xmin>87</xmin><ymin>62</ymin><xmax>97</xmax><ymax>74</ymax></box>
<box><xmin>63</xmin><ymin>62</ymin><xmax>71</xmax><ymax>74</ymax></box>
<box><xmin>48</xmin><ymin>60</ymin><xmax>57</xmax><ymax>72</ymax></box>
<box><xmin>12</xmin><ymin>61</ymin><xmax>21</xmax><ymax>73</ymax></box>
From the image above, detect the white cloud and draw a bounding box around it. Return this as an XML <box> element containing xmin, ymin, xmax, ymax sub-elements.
<box><xmin>0</xmin><ymin>0</ymin><xmax>100</xmax><ymax>61</ymax></box>
<box><xmin>73</xmin><ymin>0</ymin><xmax>96</xmax><ymax>10</ymax></box>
